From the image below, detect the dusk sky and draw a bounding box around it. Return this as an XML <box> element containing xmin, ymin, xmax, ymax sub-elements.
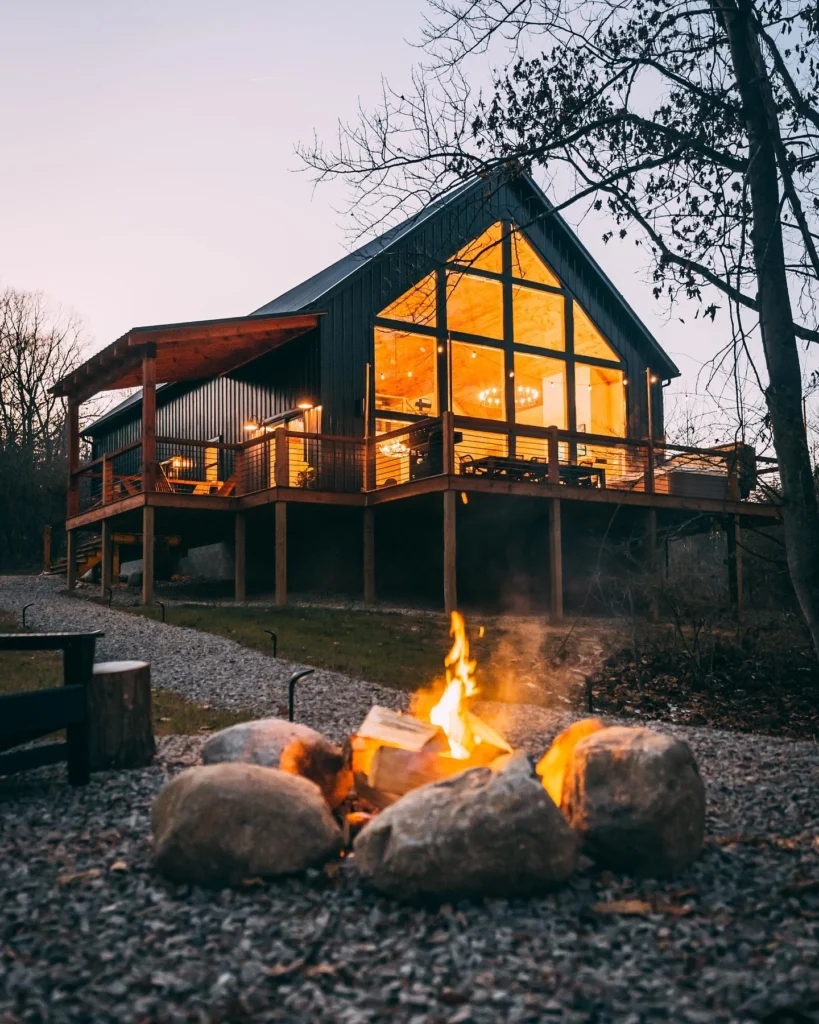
<box><xmin>2</xmin><ymin>1</ymin><xmax>815</xmax><ymax>442</ymax></box>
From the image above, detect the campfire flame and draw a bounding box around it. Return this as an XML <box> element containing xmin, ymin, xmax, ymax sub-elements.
<box><xmin>429</xmin><ymin>611</ymin><xmax>480</xmax><ymax>758</ymax></box>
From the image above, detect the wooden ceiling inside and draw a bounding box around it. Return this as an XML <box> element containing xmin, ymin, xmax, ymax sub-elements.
<box><xmin>52</xmin><ymin>313</ymin><xmax>321</xmax><ymax>403</ymax></box>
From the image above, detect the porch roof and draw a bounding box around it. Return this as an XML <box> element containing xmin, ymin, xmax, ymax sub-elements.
<box><xmin>51</xmin><ymin>311</ymin><xmax>321</xmax><ymax>404</ymax></box>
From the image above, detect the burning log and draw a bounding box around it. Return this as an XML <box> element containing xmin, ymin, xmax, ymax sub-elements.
<box><xmin>350</xmin><ymin>615</ymin><xmax>513</xmax><ymax>805</ymax></box>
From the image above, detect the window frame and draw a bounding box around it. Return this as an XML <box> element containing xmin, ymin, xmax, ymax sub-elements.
<box><xmin>370</xmin><ymin>220</ymin><xmax>630</xmax><ymax>439</ymax></box>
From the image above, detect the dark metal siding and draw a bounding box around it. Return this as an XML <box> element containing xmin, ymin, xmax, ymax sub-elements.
<box><xmin>91</xmin><ymin>330</ymin><xmax>320</xmax><ymax>456</ymax></box>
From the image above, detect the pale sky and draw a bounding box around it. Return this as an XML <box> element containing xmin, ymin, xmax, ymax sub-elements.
<box><xmin>1</xmin><ymin>1</ymin><xmax>815</xmax><ymax>448</ymax></box>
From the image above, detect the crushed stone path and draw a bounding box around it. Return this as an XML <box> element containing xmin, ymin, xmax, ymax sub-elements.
<box><xmin>1</xmin><ymin>575</ymin><xmax>818</xmax><ymax>1022</ymax></box>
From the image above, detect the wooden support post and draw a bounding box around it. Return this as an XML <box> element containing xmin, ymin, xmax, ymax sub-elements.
<box><xmin>363</xmin><ymin>507</ymin><xmax>375</xmax><ymax>604</ymax></box>
<box><xmin>100</xmin><ymin>520</ymin><xmax>113</xmax><ymax>596</ymax></box>
<box><xmin>443</xmin><ymin>489</ymin><xmax>457</xmax><ymax>614</ymax></box>
<box><xmin>87</xmin><ymin>660</ymin><xmax>155</xmax><ymax>771</ymax></box>
<box><xmin>141</xmin><ymin>505</ymin><xmax>155</xmax><ymax>606</ymax></box>
<box><xmin>66</xmin><ymin>529</ymin><xmax>77</xmax><ymax>591</ymax></box>
<box><xmin>235</xmin><ymin>512</ymin><xmax>247</xmax><ymax>603</ymax></box>
<box><xmin>234</xmin><ymin>446</ymin><xmax>246</xmax><ymax>496</ymax></box>
<box><xmin>645</xmin><ymin>507</ymin><xmax>660</xmax><ymax>622</ymax></box>
<box><xmin>42</xmin><ymin>525</ymin><xmax>52</xmax><ymax>574</ymax></box>
<box><xmin>112</xmin><ymin>542</ymin><xmax>120</xmax><ymax>583</ymax></box>
<box><xmin>548</xmin><ymin>498</ymin><xmax>563</xmax><ymax>622</ymax></box>
<box><xmin>142</xmin><ymin>350</ymin><xmax>157</xmax><ymax>493</ymax></box>
<box><xmin>102</xmin><ymin>455</ymin><xmax>113</xmax><ymax>505</ymax></box>
<box><xmin>442</xmin><ymin>410</ymin><xmax>455</xmax><ymax>475</ymax></box>
<box><xmin>726</xmin><ymin>515</ymin><xmax>743</xmax><ymax>618</ymax></box>
<box><xmin>364</xmin><ymin>437</ymin><xmax>376</xmax><ymax>491</ymax></box>
<box><xmin>274</xmin><ymin>427</ymin><xmax>289</xmax><ymax>487</ymax></box>
<box><xmin>547</xmin><ymin>425</ymin><xmax>560</xmax><ymax>484</ymax></box>
<box><xmin>67</xmin><ymin>401</ymin><xmax>80</xmax><ymax>517</ymax></box>
<box><xmin>275</xmin><ymin>501</ymin><xmax>287</xmax><ymax>606</ymax></box>
<box><xmin>645</xmin><ymin>441</ymin><xmax>656</xmax><ymax>493</ymax></box>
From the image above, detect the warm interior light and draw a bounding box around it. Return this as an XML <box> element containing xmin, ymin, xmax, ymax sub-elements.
<box><xmin>650</xmin><ymin>375</ymin><xmax>658</xmax><ymax>384</ymax></box>
<box><xmin>244</xmin><ymin>421</ymin><xmax>258</xmax><ymax>432</ymax></box>
<box><xmin>297</xmin><ymin>401</ymin><xmax>314</xmax><ymax>410</ymax></box>
<box><xmin>378</xmin><ymin>439</ymin><xmax>410</xmax><ymax>459</ymax></box>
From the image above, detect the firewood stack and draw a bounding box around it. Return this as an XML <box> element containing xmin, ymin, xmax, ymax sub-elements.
<box><xmin>349</xmin><ymin>705</ymin><xmax>512</xmax><ymax>808</ymax></box>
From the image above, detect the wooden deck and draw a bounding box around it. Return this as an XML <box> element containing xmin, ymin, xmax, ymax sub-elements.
<box><xmin>65</xmin><ymin>412</ymin><xmax>779</xmax><ymax>615</ymax></box>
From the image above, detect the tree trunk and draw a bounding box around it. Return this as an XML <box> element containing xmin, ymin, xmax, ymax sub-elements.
<box><xmin>87</xmin><ymin>660</ymin><xmax>155</xmax><ymax>771</ymax></box>
<box><xmin>719</xmin><ymin>0</ymin><xmax>819</xmax><ymax>657</ymax></box>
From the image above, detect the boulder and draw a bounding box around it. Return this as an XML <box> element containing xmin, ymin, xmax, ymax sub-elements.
<box><xmin>536</xmin><ymin>717</ymin><xmax>606</xmax><ymax>806</ymax></box>
<box><xmin>152</xmin><ymin>763</ymin><xmax>342</xmax><ymax>886</ymax></box>
<box><xmin>202</xmin><ymin>718</ymin><xmax>351</xmax><ymax>808</ymax></box>
<box><xmin>354</xmin><ymin>753</ymin><xmax>579</xmax><ymax>899</ymax></box>
<box><xmin>561</xmin><ymin>726</ymin><xmax>705</xmax><ymax>877</ymax></box>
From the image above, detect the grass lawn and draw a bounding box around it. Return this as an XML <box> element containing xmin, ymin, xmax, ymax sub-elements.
<box><xmin>0</xmin><ymin>611</ymin><xmax>247</xmax><ymax>737</ymax></box>
<box><xmin>127</xmin><ymin>603</ymin><xmax>514</xmax><ymax>693</ymax></box>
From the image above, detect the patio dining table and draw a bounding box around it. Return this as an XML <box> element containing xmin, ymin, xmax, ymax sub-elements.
<box><xmin>461</xmin><ymin>454</ymin><xmax>606</xmax><ymax>488</ymax></box>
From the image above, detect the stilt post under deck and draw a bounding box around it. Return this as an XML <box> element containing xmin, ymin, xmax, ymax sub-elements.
<box><xmin>66</xmin><ymin>529</ymin><xmax>77</xmax><ymax>591</ymax></box>
<box><xmin>275</xmin><ymin>501</ymin><xmax>287</xmax><ymax>607</ymax></box>
<box><xmin>235</xmin><ymin>512</ymin><xmax>247</xmax><ymax>603</ymax></box>
<box><xmin>42</xmin><ymin>525</ymin><xmax>52</xmax><ymax>574</ymax></box>
<box><xmin>100</xmin><ymin>520</ymin><xmax>113</xmax><ymax>596</ymax></box>
<box><xmin>549</xmin><ymin>498</ymin><xmax>563</xmax><ymax>622</ymax></box>
<box><xmin>726</xmin><ymin>515</ymin><xmax>743</xmax><ymax>618</ymax></box>
<box><xmin>645</xmin><ymin>507</ymin><xmax>660</xmax><ymax>622</ymax></box>
<box><xmin>363</xmin><ymin>507</ymin><xmax>375</xmax><ymax>604</ymax></box>
<box><xmin>443</xmin><ymin>489</ymin><xmax>457</xmax><ymax>615</ymax></box>
<box><xmin>141</xmin><ymin>505</ymin><xmax>155</xmax><ymax>606</ymax></box>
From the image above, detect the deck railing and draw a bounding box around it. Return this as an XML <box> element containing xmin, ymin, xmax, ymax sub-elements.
<box><xmin>72</xmin><ymin>416</ymin><xmax>775</xmax><ymax>515</ymax></box>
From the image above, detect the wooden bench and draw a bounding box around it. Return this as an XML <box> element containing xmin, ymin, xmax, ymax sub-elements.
<box><xmin>0</xmin><ymin>631</ymin><xmax>102</xmax><ymax>785</ymax></box>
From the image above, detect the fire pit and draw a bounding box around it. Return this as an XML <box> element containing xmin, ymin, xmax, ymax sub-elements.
<box><xmin>349</xmin><ymin>612</ymin><xmax>512</xmax><ymax>807</ymax></box>
<box><xmin>152</xmin><ymin>610</ymin><xmax>707</xmax><ymax>893</ymax></box>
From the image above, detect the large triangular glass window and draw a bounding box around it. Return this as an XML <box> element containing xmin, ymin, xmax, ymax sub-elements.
<box><xmin>452</xmin><ymin>222</ymin><xmax>504</xmax><ymax>274</ymax></box>
<box><xmin>378</xmin><ymin>272</ymin><xmax>437</xmax><ymax>328</ymax></box>
<box><xmin>510</xmin><ymin>230</ymin><xmax>560</xmax><ymax>287</ymax></box>
<box><xmin>573</xmin><ymin>302</ymin><xmax>621</xmax><ymax>362</ymax></box>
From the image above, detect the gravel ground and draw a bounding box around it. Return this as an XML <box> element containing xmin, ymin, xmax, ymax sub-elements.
<box><xmin>0</xmin><ymin>576</ymin><xmax>407</xmax><ymax>740</ymax></box>
<box><xmin>1</xmin><ymin>576</ymin><xmax>819</xmax><ymax>1023</ymax></box>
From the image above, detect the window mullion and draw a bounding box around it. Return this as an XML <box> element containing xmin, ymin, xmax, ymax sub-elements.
<box><xmin>501</xmin><ymin>220</ymin><xmax>515</xmax><ymax>456</ymax></box>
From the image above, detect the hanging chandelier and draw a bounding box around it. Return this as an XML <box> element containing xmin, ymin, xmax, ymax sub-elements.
<box><xmin>478</xmin><ymin>385</ymin><xmax>541</xmax><ymax>410</ymax></box>
<box><xmin>378</xmin><ymin>439</ymin><xmax>410</xmax><ymax>459</ymax></box>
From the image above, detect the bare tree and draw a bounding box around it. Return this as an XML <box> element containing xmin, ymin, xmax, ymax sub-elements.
<box><xmin>301</xmin><ymin>0</ymin><xmax>819</xmax><ymax>656</ymax></box>
<box><xmin>0</xmin><ymin>287</ymin><xmax>85</xmax><ymax>568</ymax></box>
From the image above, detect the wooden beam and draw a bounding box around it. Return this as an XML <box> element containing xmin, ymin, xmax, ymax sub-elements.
<box><xmin>67</xmin><ymin>402</ymin><xmax>80</xmax><ymax>517</ymax></box>
<box><xmin>363</xmin><ymin>507</ymin><xmax>375</xmax><ymax>604</ymax></box>
<box><xmin>235</xmin><ymin>512</ymin><xmax>247</xmax><ymax>603</ymax></box>
<box><xmin>100</xmin><ymin>520</ymin><xmax>113</xmax><ymax>596</ymax></box>
<box><xmin>141</xmin><ymin>505</ymin><xmax>155</xmax><ymax>606</ymax></box>
<box><xmin>726</xmin><ymin>515</ymin><xmax>743</xmax><ymax>618</ymax></box>
<box><xmin>142</xmin><ymin>352</ymin><xmax>157</xmax><ymax>493</ymax></box>
<box><xmin>549</xmin><ymin>498</ymin><xmax>563</xmax><ymax>623</ymax></box>
<box><xmin>443</xmin><ymin>489</ymin><xmax>457</xmax><ymax>615</ymax></box>
<box><xmin>66</xmin><ymin>530</ymin><xmax>77</xmax><ymax>591</ymax></box>
<box><xmin>275</xmin><ymin>501</ymin><xmax>287</xmax><ymax>607</ymax></box>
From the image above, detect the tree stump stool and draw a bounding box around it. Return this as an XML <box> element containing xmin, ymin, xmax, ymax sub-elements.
<box><xmin>88</xmin><ymin>660</ymin><xmax>155</xmax><ymax>771</ymax></box>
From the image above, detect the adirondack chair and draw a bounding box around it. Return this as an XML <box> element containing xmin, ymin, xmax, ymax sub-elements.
<box><xmin>0</xmin><ymin>631</ymin><xmax>102</xmax><ymax>785</ymax></box>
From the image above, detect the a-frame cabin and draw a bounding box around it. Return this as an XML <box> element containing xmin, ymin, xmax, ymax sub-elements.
<box><xmin>54</xmin><ymin>171</ymin><xmax>777</xmax><ymax>613</ymax></box>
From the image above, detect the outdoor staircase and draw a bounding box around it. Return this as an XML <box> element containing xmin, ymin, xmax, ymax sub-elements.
<box><xmin>49</xmin><ymin>532</ymin><xmax>182</xmax><ymax>580</ymax></box>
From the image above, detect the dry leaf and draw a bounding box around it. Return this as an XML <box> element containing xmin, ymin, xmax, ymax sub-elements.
<box><xmin>56</xmin><ymin>868</ymin><xmax>101</xmax><ymax>887</ymax></box>
<box><xmin>266</xmin><ymin>959</ymin><xmax>305</xmax><ymax>979</ymax></box>
<box><xmin>592</xmin><ymin>899</ymin><xmax>653</xmax><ymax>916</ymax></box>
<box><xmin>109</xmin><ymin>861</ymin><xmax>129</xmax><ymax>873</ymax></box>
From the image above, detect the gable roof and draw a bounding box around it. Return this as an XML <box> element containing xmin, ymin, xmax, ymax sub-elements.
<box><xmin>253</xmin><ymin>171</ymin><xmax>679</xmax><ymax>380</ymax></box>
